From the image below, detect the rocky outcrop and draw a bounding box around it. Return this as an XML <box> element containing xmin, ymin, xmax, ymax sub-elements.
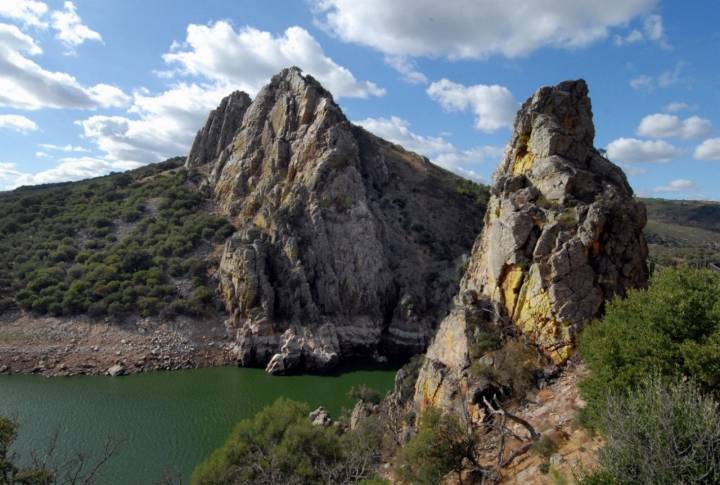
<box><xmin>190</xmin><ymin>67</ymin><xmax>485</xmax><ymax>373</ymax></box>
<box><xmin>186</xmin><ymin>91</ymin><xmax>252</xmax><ymax>168</ymax></box>
<box><xmin>414</xmin><ymin>80</ymin><xmax>648</xmax><ymax>417</ymax></box>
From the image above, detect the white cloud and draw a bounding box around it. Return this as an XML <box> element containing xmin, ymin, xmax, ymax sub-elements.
<box><xmin>163</xmin><ymin>22</ymin><xmax>383</xmax><ymax>99</ymax></box>
<box><xmin>384</xmin><ymin>56</ymin><xmax>427</xmax><ymax>84</ymax></box>
<box><xmin>0</xmin><ymin>114</ymin><xmax>38</xmax><ymax>132</ymax></box>
<box><xmin>606</xmin><ymin>137</ymin><xmax>681</xmax><ymax>163</ymax></box>
<box><xmin>616</xmin><ymin>14</ymin><xmax>667</xmax><ymax>46</ymax></box>
<box><xmin>39</xmin><ymin>143</ymin><xmax>89</xmax><ymax>152</ymax></box>
<box><xmin>664</xmin><ymin>102</ymin><xmax>690</xmax><ymax>113</ymax></box>
<box><xmin>50</xmin><ymin>1</ymin><xmax>101</xmax><ymax>52</ymax></box>
<box><xmin>694</xmin><ymin>138</ymin><xmax>720</xmax><ymax>161</ymax></box>
<box><xmin>0</xmin><ymin>156</ymin><xmax>141</xmax><ymax>190</ymax></box>
<box><xmin>0</xmin><ymin>22</ymin><xmax>128</xmax><ymax>110</ymax></box>
<box><xmin>312</xmin><ymin>0</ymin><xmax>656</xmax><ymax>59</ymax></box>
<box><xmin>79</xmin><ymin>83</ymin><xmax>231</xmax><ymax>164</ymax></box>
<box><xmin>0</xmin><ymin>0</ymin><xmax>48</xmax><ymax>29</ymax></box>
<box><xmin>630</xmin><ymin>62</ymin><xmax>685</xmax><ymax>91</ymax></box>
<box><xmin>637</xmin><ymin>114</ymin><xmax>711</xmax><ymax>139</ymax></box>
<box><xmin>426</xmin><ymin>79</ymin><xmax>517</xmax><ymax>132</ymax></box>
<box><xmin>355</xmin><ymin>115</ymin><xmax>502</xmax><ymax>181</ymax></box>
<box><xmin>654</xmin><ymin>179</ymin><xmax>697</xmax><ymax>193</ymax></box>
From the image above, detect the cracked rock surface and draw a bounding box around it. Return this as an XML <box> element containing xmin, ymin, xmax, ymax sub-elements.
<box><xmin>414</xmin><ymin>80</ymin><xmax>648</xmax><ymax>416</ymax></box>
<box><xmin>187</xmin><ymin>67</ymin><xmax>485</xmax><ymax>374</ymax></box>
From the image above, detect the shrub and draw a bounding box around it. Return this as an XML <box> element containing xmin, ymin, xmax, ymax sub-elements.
<box><xmin>579</xmin><ymin>267</ymin><xmax>720</xmax><ymax>423</ymax></box>
<box><xmin>191</xmin><ymin>398</ymin><xmax>382</xmax><ymax>485</ymax></box>
<box><xmin>397</xmin><ymin>408</ymin><xmax>477</xmax><ymax>485</ymax></box>
<box><xmin>469</xmin><ymin>339</ymin><xmax>542</xmax><ymax>399</ymax></box>
<box><xmin>348</xmin><ymin>385</ymin><xmax>383</xmax><ymax>405</ymax></box>
<box><xmin>532</xmin><ymin>435</ymin><xmax>559</xmax><ymax>459</ymax></box>
<box><xmin>586</xmin><ymin>376</ymin><xmax>720</xmax><ymax>485</ymax></box>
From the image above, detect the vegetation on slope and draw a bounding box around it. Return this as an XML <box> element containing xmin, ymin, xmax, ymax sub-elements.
<box><xmin>0</xmin><ymin>158</ymin><xmax>234</xmax><ymax>319</ymax></box>
<box><xmin>579</xmin><ymin>267</ymin><xmax>720</xmax><ymax>484</ymax></box>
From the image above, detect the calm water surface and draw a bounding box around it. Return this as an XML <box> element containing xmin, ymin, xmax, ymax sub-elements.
<box><xmin>0</xmin><ymin>365</ymin><xmax>396</xmax><ymax>484</ymax></box>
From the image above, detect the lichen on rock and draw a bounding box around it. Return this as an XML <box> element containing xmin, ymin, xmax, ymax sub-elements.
<box><xmin>414</xmin><ymin>79</ymin><xmax>648</xmax><ymax>418</ymax></box>
<box><xmin>188</xmin><ymin>67</ymin><xmax>485</xmax><ymax>374</ymax></box>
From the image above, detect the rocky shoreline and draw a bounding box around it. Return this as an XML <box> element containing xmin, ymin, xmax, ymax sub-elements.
<box><xmin>0</xmin><ymin>311</ymin><xmax>232</xmax><ymax>377</ymax></box>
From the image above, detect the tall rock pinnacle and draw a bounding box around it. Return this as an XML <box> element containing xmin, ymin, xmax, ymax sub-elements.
<box><xmin>414</xmin><ymin>80</ymin><xmax>648</xmax><ymax>416</ymax></box>
<box><xmin>187</xmin><ymin>67</ymin><xmax>486</xmax><ymax>373</ymax></box>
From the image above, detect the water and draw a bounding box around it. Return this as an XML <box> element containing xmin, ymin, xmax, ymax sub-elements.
<box><xmin>0</xmin><ymin>365</ymin><xmax>397</xmax><ymax>484</ymax></box>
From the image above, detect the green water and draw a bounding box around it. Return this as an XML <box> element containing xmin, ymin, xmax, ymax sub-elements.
<box><xmin>0</xmin><ymin>365</ymin><xmax>396</xmax><ymax>484</ymax></box>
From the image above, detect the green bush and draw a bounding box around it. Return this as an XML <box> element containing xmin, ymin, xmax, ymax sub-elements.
<box><xmin>579</xmin><ymin>267</ymin><xmax>720</xmax><ymax>423</ymax></box>
<box><xmin>397</xmin><ymin>408</ymin><xmax>477</xmax><ymax>485</ymax></box>
<box><xmin>583</xmin><ymin>376</ymin><xmax>720</xmax><ymax>485</ymax></box>
<box><xmin>191</xmin><ymin>398</ymin><xmax>383</xmax><ymax>485</ymax></box>
<box><xmin>348</xmin><ymin>385</ymin><xmax>383</xmax><ymax>405</ymax></box>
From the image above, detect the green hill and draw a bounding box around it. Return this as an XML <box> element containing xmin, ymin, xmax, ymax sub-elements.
<box><xmin>0</xmin><ymin>158</ymin><xmax>234</xmax><ymax>318</ymax></box>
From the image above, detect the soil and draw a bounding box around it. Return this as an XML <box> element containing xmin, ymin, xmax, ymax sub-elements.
<box><xmin>0</xmin><ymin>310</ymin><xmax>233</xmax><ymax>377</ymax></box>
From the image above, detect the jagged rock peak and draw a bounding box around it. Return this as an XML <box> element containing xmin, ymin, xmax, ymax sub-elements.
<box><xmin>198</xmin><ymin>67</ymin><xmax>486</xmax><ymax>374</ymax></box>
<box><xmin>186</xmin><ymin>90</ymin><xmax>251</xmax><ymax>168</ymax></box>
<box><xmin>413</xmin><ymin>79</ymin><xmax>648</xmax><ymax>419</ymax></box>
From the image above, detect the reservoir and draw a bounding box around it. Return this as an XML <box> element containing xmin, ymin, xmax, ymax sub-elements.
<box><xmin>0</xmin><ymin>365</ymin><xmax>396</xmax><ymax>484</ymax></box>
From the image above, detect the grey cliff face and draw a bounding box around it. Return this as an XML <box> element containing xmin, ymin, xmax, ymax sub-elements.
<box><xmin>414</xmin><ymin>80</ymin><xmax>648</xmax><ymax>417</ymax></box>
<box><xmin>186</xmin><ymin>90</ymin><xmax>252</xmax><ymax>169</ymax></box>
<box><xmin>188</xmin><ymin>67</ymin><xmax>485</xmax><ymax>373</ymax></box>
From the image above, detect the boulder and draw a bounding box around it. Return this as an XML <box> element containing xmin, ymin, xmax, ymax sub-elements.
<box><xmin>309</xmin><ymin>406</ymin><xmax>332</xmax><ymax>427</ymax></box>
<box><xmin>414</xmin><ymin>80</ymin><xmax>648</xmax><ymax>419</ymax></box>
<box><xmin>106</xmin><ymin>364</ymin><xmax>126</xmax><ymax>377</ymax></box>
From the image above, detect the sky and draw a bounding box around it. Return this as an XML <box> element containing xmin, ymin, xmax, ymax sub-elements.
<box><xmin>0</xmin><ymin>0</ymin><xmax>718</xmax><ymax>200</ymax></box>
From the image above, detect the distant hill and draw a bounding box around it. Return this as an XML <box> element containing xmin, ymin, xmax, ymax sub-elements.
<box><xmin>641</xmin><ymin>197</ymin><xmax>720</xmax><ymax>269</ymax></box>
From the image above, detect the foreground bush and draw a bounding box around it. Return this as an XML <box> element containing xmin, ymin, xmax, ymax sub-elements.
<box><xmin>580</xmin><ymin>377</ymin><xmax>720</xmax><ymax>485</ymax></box>
<box><xmin>191</xmin><ymin>398</ymin><xmax>383</xmax><ymax>485</ymax></box>
<box><xmin>396</xmin><ymin>408</ymin><xmax>477</xmax><ymax>485</ymax></box>
<box><xmin>579</xmin><ymin>267</ymin><xmax>720</xmax><ymax>422</ymax></box>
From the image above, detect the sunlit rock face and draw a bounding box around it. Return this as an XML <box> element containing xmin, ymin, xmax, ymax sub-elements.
<box><xmin>188</xmin><ymin>67</ymin><xmax>485</xmax><ymax>373</ymax></box>
<box><xmin>414</xmin><ymin>80</ymin><xmax>648</xmax><ymax>415</ymax></box>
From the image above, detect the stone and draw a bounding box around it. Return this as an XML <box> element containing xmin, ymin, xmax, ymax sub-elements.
<box><xmin>106</xmin><ymin>364</ymin><xmax>126</xmax><ymax>377</ymax></box>
<box><xmin>309</xmin><ymin>406</ymin><xmax>332</xmax><ymax>427</ymax></box>
<box><xmin>350</xmin><ymin>401</ymin><xmax>374</xmax><ymax>431</ymax></box>
<box><xmin>550</xmin><ymin>453</ymin><xmax>564</xmax><ymax>466</ymax></box>
<box><xmin>190</xmin><ymin>67</ymin><xmax>485</xmax><ymax>373</ymax></box>
<box><xmin>414</xmin><ymin>80</ymin><xmax>648</xmax><ymax>420</ymax></box>
<box><xmin>0</xmin><ymin>365</ymin><xmax>8</xmax><ymax>374</ymax></box>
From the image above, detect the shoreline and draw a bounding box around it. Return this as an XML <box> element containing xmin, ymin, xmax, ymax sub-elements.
<box><xmin>0</xmin><ymin>311</ymin><xmax>232</xmax><ymax>377</ymax></box>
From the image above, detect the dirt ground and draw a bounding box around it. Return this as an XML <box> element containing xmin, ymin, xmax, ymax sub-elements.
<box><xmin>0</xmin><ymin>310</ymin><xmax>233</xmax><ymax>377</ymax></box>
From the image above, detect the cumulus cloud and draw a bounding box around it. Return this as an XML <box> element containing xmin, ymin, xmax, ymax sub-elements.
<box><xmin>637</xmin><ymin>114</ymin><xmax>711</xmax><ymax>139</ymax></box>
<box><xmin>163</xmin><ymin>22</ymin><xmax>383</xmax><ymax>99</ymax></box>
<box><xmin>312</xmin><ymin>0</ymin><xmax>656</xmax><ymax>59</ymax></box>
<box><xmin>51</xmin><ymin>1</ymin><xmax>102</xmax><ymax>52</ymax></box>
<box><xmin>0</xmin><ymin>0</ymin><xmax>48</xmax><ymax>29</ymax></box>
<box><xmin>614</xmin><ymin>14</ymin><xmax>667</xmax><ymax>47</ymax></box>
<box><xmin>606</xmin><ymin>137</ymin><xmax>681</xmax><ymax>163</ymax></box>
<box><xmin>0</xmin><ymin>156</ymin><xmax>141</xmax><ymax>190</ymax></box>
<box><xmin>0</xmin><ymin>22</ymin><xmax>128</xmax><ymax>110</ymax></box>
<box><xmin>654</xmin><ymin>179</ymin><xmax>698</xmax><ymax>193</ymax></box>
<box><xmin>78</xmin><ymin>83</ymin><xmax>232</xmax><ymax>164</ymax></box>
<box><xmin>384</xmin><ymin>56</ymin><xmax>427</xmax><ymax>84</ymax></box>
<box><xmin>0</xmin><ymin>114</ymin><xmax>38</xmax><ymax>132</ymax></box>
<box><xmin>355</xmin><ymin>115</ymin><xmax>502</xmax><ymax>181</ymax></box>
<box><xmin>694</xmin><ymin>138</ymin><xmax>720</xmax><ymax>161</ymax></box>
<box><xmin>426</xmin><ymin>79</ymin><xmax>517</xmax><ymax>132</ymax></box>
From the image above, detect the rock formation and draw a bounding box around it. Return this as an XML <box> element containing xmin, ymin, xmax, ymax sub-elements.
<box><xmin>186</xmin><ymin>91</ymin><xmax>252</xmax><ymax>169</ymax></box>
<box><xmin>414</xmin><ymin>80</ymin><xmax>648</xmax><ymax>417</ymax></box>
<box><xmin>186</xmin><ymin>67</ymin><xmax>485</xmax><ymax>373</ymax></box>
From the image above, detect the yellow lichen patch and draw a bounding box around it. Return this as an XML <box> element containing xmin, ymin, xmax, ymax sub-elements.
<box><xmin>254</xmin><ymin>212</ymin><xmax>267</xmax><ymax>229</ymax></box>
<box><xmin>500</xmin><ymin>265</ymin><xmax>525</xmax><ymax>317</ymax></box>
<box><xmin>512</xmin><ymin>151</ymin><xmax>534</xmax><ymax>176</ymax></box>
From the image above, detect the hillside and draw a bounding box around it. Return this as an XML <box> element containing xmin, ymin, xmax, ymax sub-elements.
<box><xmin>641</xmin><ymin>197</ymin><xmax>720</xmax><ymax>268</ymax></box>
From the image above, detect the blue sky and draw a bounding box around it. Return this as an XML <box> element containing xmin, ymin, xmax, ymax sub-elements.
<box><xmin>0</xmin><ymin>0</ymin><xmax>718</xmax><ymax>200</ymax></box>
